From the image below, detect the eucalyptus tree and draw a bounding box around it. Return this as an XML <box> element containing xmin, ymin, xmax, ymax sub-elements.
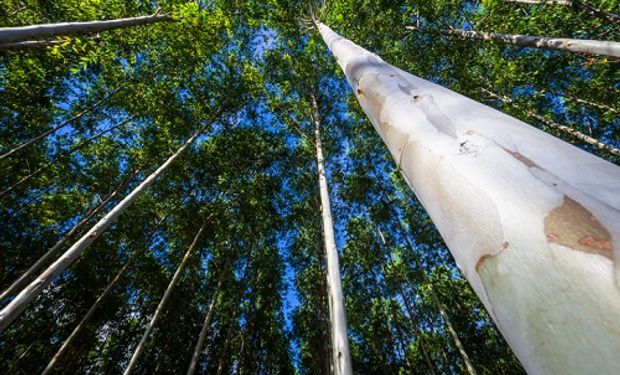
<box><xmin>315</xmin><ymin>20</ymin><xmax>620</xmax><ymax>373</ymax></box>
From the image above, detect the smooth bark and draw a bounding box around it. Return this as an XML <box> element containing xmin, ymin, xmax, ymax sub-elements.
<box><xmin>0</xmin><ymin>13</ymin><xmax>171</xmax><ymax>45</ymax></box>
<box><xmin>0</xmin><ymin>165</ymin><xmax>142</xmax><ymax>303</ymax></box>
<box><xmin>311</xmin><ymin>94</ymin><xmax>353</xmax><ymax>375</ymax></box>
<box><xmin>42</xmin><ymin>253</ymin><xmax>136</xmax><ymax>375</ymax></box>
<box><xmin>0</xmin><ymin>88</ymin><xmax>118</xmax><ymax>160</ymax></box>
<box><xmin>406</xmin><ymin>26</ymin><xmax>620</xmax><ymax>58</ymax></box>
<box><xmin>123</xmin><ymin>218</ymin><xmax>210</xmax><ymax>375</ymax></box>
<box><xmin>482</xmin><ymin>88</ymin><xmax>620</xmax><ymax>156</ymax></box>
<box><xmin>0</xmin><ymin>116</ymin><xmax>217</xmax><ymax>334</ymax></box>
<box><xmin>186</xmin><ymin>258</ymin><xmax>230</xmax><ymax>375</ymax></box>
<box><xmin>504</xmin><ymin>0</ymin><xmax>620</xmax><ymax>24</ymax></box>
<box><xmin>317</xmin><ymin>21</ymin><xmax>620</xmax><ymax>374</ymax></box>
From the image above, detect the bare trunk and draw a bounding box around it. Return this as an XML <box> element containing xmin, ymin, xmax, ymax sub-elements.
<box><xmin>317</xmin><ymin>22</ymin><xmax>620</xmax><ymax>374</ymax></box>
<box><xmin>216</xmin><ymin>309</ymin><xmax>237</xmax><ymax>375</ymax></box>
<box><xmin>186</xmin><ymin>258</ymin><xmax>230</xmax><ymax>375</ymax></box>
<box><xmin>406</xmin><ymin>26</ymin><xmax>620</xmax><ymax>58</ymax></box>
<box><xmin>379</xmin><ymin>207</ymin><xmax>478</xmax><ymax>375</ymax></box>
<box><xmin>311</xmin><ymin>94</ymin><xmax>353</xmax><ymax>375</ymax></box>
<box><xmin>0</xmin><ymin>113</ymin><xmax>218</xmax><ymax>334</ymax></box>
<box><xmin>0</xmin><ymin>165</ymin><xmax>142</xmax><ymax>303</ymax></box>
<box><xmin>0</xmin><ymin>13</ymin><xmax>171</xmax><ymax>45</ymax></box>
<box><xmin>42</xmin><ymin>253</ymin><xmax>136</xmax><ymax>375</ymax></box>
<box><xmin>0</xmin><ymin>88</ymin><xmax>118</xmax><ymax>160</ymax></box>
<box><xmin>123</xmin><ymin>218</ymin><xmax>210</xmax><ymax>375</ymax></box>
<box><xmin>481</xmin><ymin>88</ymin><xmax>620</xmax><ymax>156</ymax></box>
<box><xmin>565</xmin><ymin>95</ymin><xmax>619</xmax><ymax>114</ymax></box>
<box><xmin>0</xmin><ymin>118</ymin><xmax>132</xmax><ymax>198</ymax></box>
<box><xmin>375</xmin><ymin>229</ymin><xmax>438</xmax><ymax>375</ymax></box>
<box><xmin>504</xmin><ymin>0</ymin><xmax>620</xmax><ymax>24</ymax></box>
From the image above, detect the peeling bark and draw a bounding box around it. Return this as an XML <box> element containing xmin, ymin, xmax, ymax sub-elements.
<box><xmin>317</xmin><ymin>21</ymin><xmax>620</xmax><ymax>374</ymax></box>
<box><xmin>406</xmin><ymin>26</ymin><xmax>620</xmax><ymax>58</ymax></box>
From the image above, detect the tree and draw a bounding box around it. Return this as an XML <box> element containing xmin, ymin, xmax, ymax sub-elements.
<box><xmin>315</xmin><ymin>20</ymin><xmax>620</xmax><ymax>374</ymax></box>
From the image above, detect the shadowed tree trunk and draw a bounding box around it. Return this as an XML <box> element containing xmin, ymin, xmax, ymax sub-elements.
<box><xmin>316</xmin><ymin>20</ymin><xmax>620</xmax><ymax>374</ymax></box>
<box><xmin>123</xmin><ymin>217</ymin><xmax>210</xmax><ymax>375</ymax></box>
<box><xmin>0</xmin><ymin>164</ymin><xmax>143</xmax><ymax>303</ymax></box>
<box><xmin>0</xmin><ymin>111</ymin><xmax>221</xmax><ymax>334</ymax></box>
<box><xmin>0</xmin><ymin>12</ymin><xmax>171</xmax><ymax>46</ymax></box>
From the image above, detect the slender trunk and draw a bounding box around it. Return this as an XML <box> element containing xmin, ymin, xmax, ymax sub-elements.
<box><xmin>123</xmin><ymin>218</ymin><xmax>210</xmax><ymax>375</ymax></box>
<box><xmin>0</xmin><ymin>40</ymin><xmax>61</xmax><ymax>50</ymax></box>
<box><xmin>374</xmin><ymin>229</ymin><xmax>438</xmax><ymax>375</ymax></box>
<box><xmin>216</xmin><ymin>309</ymin><xmax>237</xmax><ymax>375</ymax></box>
<box><xmin>565</xmin><ymin>95</ymin><xmax>619</xmax><ymax>114</ymax></box>
<box><xmin>0</xmin><ymin>88</ymin><xmax>118</xmax><ymax>160</ymax></box>
<box><xmin>482</xmin><ymin>88</ymin><xmax>620</xmax><ymax>156</ymax></box>
<box><xmin>317</xmin><ymin>22</ymin><xmax>620</xmax><ymax>374</ymax></box>
<box><xmin>7</xmin><ymin>4</ymin><xmax>29</xmax><ymax>18</ymax></box>
<box><xmin>186</xmin><ymin>258</ymin><xmax>230</xmax><ymax>375</ymax></box>
<box><xmin>0</xmin><ymin>13</ymin><xmax>172</xmax><ymax>45</ymax></box>
<box><xmin>42</xmin><ymin>253</ymin><xmax>136</xmax><ymax>375</ymax></box>
<box><xmin>311</xmin><ymin>94</ymin><xmax>353</xmax><ymax>375</ymax></box>
<box><xmin>0</xmin><ymin>118</ymin><xmax>132</xmax><ymax>198</ymax></box>
<box><xmin>0</xmin><ymin>113</ymin><xmax>219</xmax><ymax>334</ymax></box>
<box><xmin>504</xmin><ymin>0</ymin><xmax>620</xmax><ymax>24</ymax></box>
<box><xmin>406</xmin><ymin>26</ymin><xmax>620</xmax><ymax>58</ymax></box>
<box><xmin>379</xmin><ymin>212</ymin><xmax>478</xmax><ymax>375</ymax></box>
<box><xmin>0</xmin><ymin>165</ymin><xmax>142</xmax><ymax>303</ymax></box>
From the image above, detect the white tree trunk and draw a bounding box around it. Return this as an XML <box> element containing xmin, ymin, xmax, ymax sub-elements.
<box><xmin>406</xmin><ymin>26</ymin><xmax>620</xmax><ymax>58</ymax></box>
<box><xmin>124</xmin><ymin>218</ymin><xmax>210</xmax><ymax>375</ymax></box>
<box><xmin>0</xmin><ymin>13</ymin><xmax>171</xmax><ymax>45</ymax></box>
<box><xmin>316</xmin><ymin>21</ymin><xmax>620</xmax><ymax>374</ymax></box>
<box><xmin>0</xmin><ymin>116</ymin><xmax>217</xmax><ymax>334</ymax></box>
<box><xmin>311</xmin><ymin>94</ymin><xmax>353</xmax><ymax>375</ymax></box>
<box><xmin>41</xmin><ymin>253</ymin><xmax>136</xmax><ymax>375</ymax></box>
<box><xmin>0</xmin><ymin>165</ymin><xmax>142</xmax><ymax>303</ymax></box>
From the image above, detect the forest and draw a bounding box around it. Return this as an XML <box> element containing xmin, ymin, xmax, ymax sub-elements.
<box><xmin>0</xmin><ymin>0</ymin><xmax>619</xmax><ymax>374</ymax></box>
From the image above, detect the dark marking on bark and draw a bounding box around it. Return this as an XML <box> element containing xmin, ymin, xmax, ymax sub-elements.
<box><xmin>504</xmin><ymin>148</ymin><xmax>540</xmax><ymax>168</ymax></box>
<box><xmin>544</xmin><ymin>196</ymin><xmax>612</xmax><ymax>258</ymax></box>
<box><xmin>476</xmin><ymin>242</ymin><xmax>509</xmax><ymax>272</ymax></box>
<box><xmin>414</xmin><ymin>95</ymin><xmax>457</xmax><ymax>138</ymax></box>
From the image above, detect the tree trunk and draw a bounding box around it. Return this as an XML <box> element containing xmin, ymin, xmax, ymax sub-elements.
<box><xmin>375</xmin><ymin>228</ymin><xmax>439</xmax><ymax>375</ymax></box>
<box><xmin>504</xmin><ymin>0</ymin><xmax>620</xmax><ymax>24</ymax></box>
<box><xmin>123</xmin><ymin>218</ymin><xmax>210</xmax><ymax>375</ymax></box>
<box><xmin>311</xmin><ymin>93</ymin><xmax>353</xmax><ymax>375</ymax></box>
<box><xmin>316</xmin><ymin>21</ymin><xmax>620</xmax><ymax>374</ymax></box>
<box><xmin>186</xmin><ymin>258</ymin><xmax>230</xmax><ymax>375</ymax></box>
<box><xmin>481</xmin><ymin>87</ymin><xmax>620</xmax><ymax>156</ymax></box>
<box><xmin>41</xmin><ymin>253</ymin><xmax>136</xmax><ymax>375</ymax></box>
<box><xmin>406</xmin><ymin>26</ymin><xmax>620</xmax><ymax>58</ymax></box>
<box><xmin>0</xmin><ymin>118</ymin><xmax>132</xmax><ymax>198</ymax></box>
<box><xmin>0</xmin><ymin>13</ymin><xmax>172</xmax><ymax>46</ymax></box>
<box><xmin>378</xmin><ymin>206</ymin><xmax>478</xmax><ymax>375</ymax></box>
<box><xmin>0</xmin><ymin>88</ymin><xmax>117</xmax><ymax>160</ymax></box>
<box><xmin>564</xmin><ymin>95</ymin><xmax>619</xmax><ymax>114</ymax></box>
<box><xmin>0</xmin><ymin>113</ymin><xmax>219</xmax><ymax>334</ymax></box>
<box><xmin>0</xmin><ymin>165</ymin><xmax>142</xmax><ymax>303</ymax></box>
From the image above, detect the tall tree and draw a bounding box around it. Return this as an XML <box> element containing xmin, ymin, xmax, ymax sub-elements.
<box><xmin>315</xmin><ymin>19</ymin><xmax>620</xmax><ymax>374</ymax></box>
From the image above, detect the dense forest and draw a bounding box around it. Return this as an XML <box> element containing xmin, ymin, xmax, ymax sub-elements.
<box><xmin>0</xmin><ymin>0</ymin><xmax>618</xmax><ymax>374</ymax></box>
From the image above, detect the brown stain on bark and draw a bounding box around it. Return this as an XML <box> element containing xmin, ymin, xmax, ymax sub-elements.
<box><xmin>504</xmin><ymin>149</ymin><xmax>540</xmax><ymax>168</ymax></box>
<box><xmin>476</xmin><ymin>241</ymin><xmax>509</xmax><ymax>273</ymax></box>
<box><xmin>544</xmin><ymin>196</ymin><xmax>613</xmax><ymax>258</ymax></box>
